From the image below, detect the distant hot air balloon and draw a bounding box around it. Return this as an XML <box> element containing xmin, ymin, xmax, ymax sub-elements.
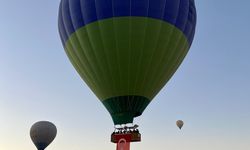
<box><xmin>30</xmin><ymin>121</ymin><xmax>57</xmax><ymax>150</ymax></box>
<box><xmin>58</xmin><ymin>0</ymin><xmax>196</xmax><ymax>149</ymax></box>
<box><xmin>176</xmin><ymin>120</ymin><xmax>184</xmax><ymax>130</ymax></box>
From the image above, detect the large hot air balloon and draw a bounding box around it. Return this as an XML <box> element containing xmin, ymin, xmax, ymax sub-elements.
<box><xmin>58</xmin><ymin>0</ymin><xmax>196</xmax><ymax>149</ymax></box>
<box><xmin>30</xmin><ymin>121</ymin><xmax>57</xmax><ymax>150</ymax></box>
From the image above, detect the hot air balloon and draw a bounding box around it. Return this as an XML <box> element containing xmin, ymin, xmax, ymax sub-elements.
<box><xmin>30</xmin><ymin>121</ymin><xmax>57</xmax><ymax>150</ymax></box>
<box><xmin>58</xmin><ymin>0</ymin><xmax>196</xmax><ymax>149</ymax></box>
<box><xmin>176</xmin><ymin>120</ymin><xmax>184</xmax><ymax>130</ymax></box>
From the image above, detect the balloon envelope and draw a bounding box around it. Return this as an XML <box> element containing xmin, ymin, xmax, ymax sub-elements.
<box><xmin>176</xmin><ymin>120</ymin><xmax>184</xmax><ymax>129</ymax></box>
<box><xmin>30</xmin><ymin>121</ymin><xmax>57</xmax><ymax>150</ymax></box>
<box><xmin>58</xmin><ymin>0</ymin><xmax>197</xmax><ymax>125</ymax></box>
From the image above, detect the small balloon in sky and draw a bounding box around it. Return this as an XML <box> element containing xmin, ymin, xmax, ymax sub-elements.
<box><xmin>30</xmin><ymin>121</ymin><xmax>57</xmax><ymax>150</ymax></box>
<box><xmin>176</xmin><ymin>120</ymin><xmax>184</xmax><ymax>130</ymax></box>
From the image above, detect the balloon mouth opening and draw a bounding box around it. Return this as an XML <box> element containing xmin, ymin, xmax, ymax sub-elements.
<box><xmin>111</xmin><ymin>112</ymin><xmax>136</xmax><ymax>125</ymax></box>
<box><xmin>102</xmin><ymin>95</ymin><xmax>151</xmax><ymax>125</ymax></box>
<box><xmin>34</xmin><ymin>142</ymin><xmax>49</xmax><ymax>150</ymax></box>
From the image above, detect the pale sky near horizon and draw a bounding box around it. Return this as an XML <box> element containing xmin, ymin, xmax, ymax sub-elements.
<box><xmin>1</xmin><ymin>0</ymin><xmax>250</xmax><ymax>150</ymax></box>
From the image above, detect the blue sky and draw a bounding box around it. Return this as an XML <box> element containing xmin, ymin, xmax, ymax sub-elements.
<box><xmin>0</xmin><ymin>0</ymin><xmax>250</xmax><ymax>150</ymax></box>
